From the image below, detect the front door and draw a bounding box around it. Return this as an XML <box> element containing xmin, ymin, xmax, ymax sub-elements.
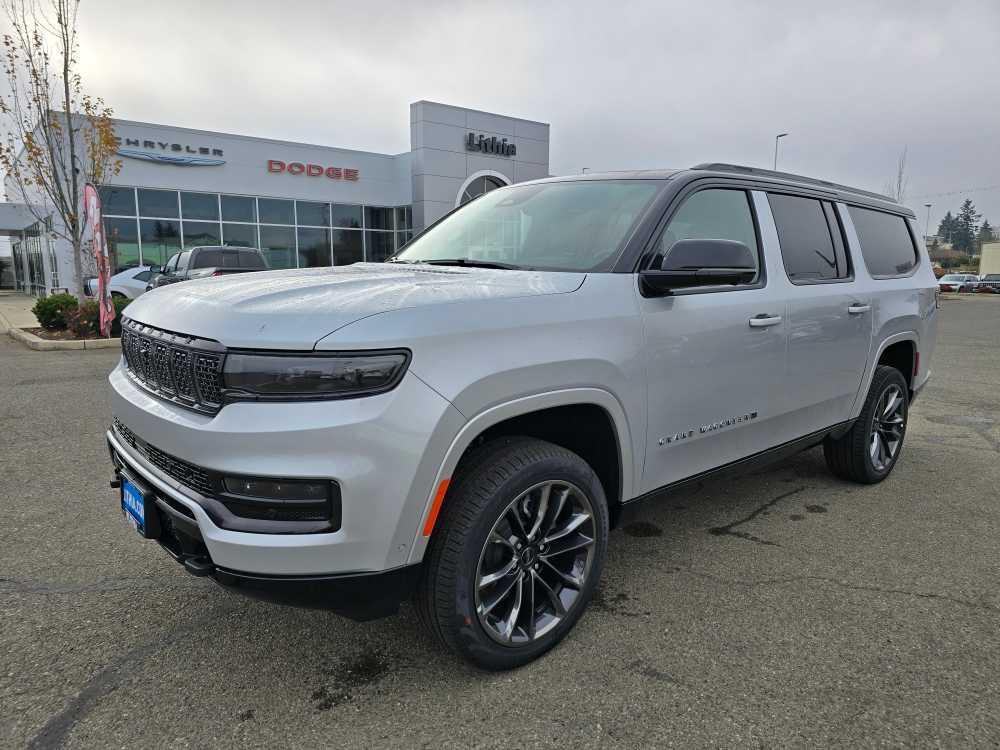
<box><xmin>638</xmin><ymin>187</ymin><xmax>791</xmax><ymax>493</ymax></box>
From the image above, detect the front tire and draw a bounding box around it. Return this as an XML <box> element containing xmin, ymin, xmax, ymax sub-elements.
<box><xmin>824</xmin><ymin>365</ymin><xmax>909</xmax><ymax>483</ymax></box>
<box><xmin>416</xmin><ymin>437</ymin><xmax>609</xmax><ymax>670</ymax></box>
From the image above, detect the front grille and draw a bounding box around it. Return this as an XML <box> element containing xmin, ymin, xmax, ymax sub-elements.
<box><xmin>120</xmin><ymin>318</ymin><xmax>225</xmax><ymax>414</ymax></box>
<box><xmin>114</xmin><ymin>418</ymin><xmax>215</xmax><ymax>496</ymax></box>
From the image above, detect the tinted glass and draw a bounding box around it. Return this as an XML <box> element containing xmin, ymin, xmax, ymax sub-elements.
<box><xmin>297</xmin><ymin>227</ymin><xmax>331</xmax><ymax>267</ymax></box>
<box><xmin>768</xmin><ymin>193</ymin><xmax>843</xmax><ymax>282</ymax></box>
<box><xmin>365</xmin><ymin>231</ymin><xmax>395</xmax><ymax>263</ymax></box>
<box><xmin>104</xmin><ymin>217</ymin><xmax>140</xmax><ymax>273</ymax></box>
<box><xmin>222</xmin><ymin>223</ymin><xmax>257</xmax><ymax>247</ymax></box>
<box><xmin>138</xmin><ymin>189</ymin><xmax>179</xmax><ymax>218</ymax></box>
<box><xmin>183</xmin><ymin>221</ymin><xmax>221</xmax><ymax>249</ymax></box>
<box><xmin>181</xmin><ymin>192</ymin><xmax>219</xmax><ymax>221</ymax></box>
<box><xmin>394</xmin><ymin>181</ymin><xmax>660</xmax><ymax>272</ymax></box>
<box><xmin>848</xmin><ymin>206</ymin><xmax>918</xmax><ymax>278</ymax></box>
<box><xmin>331</xmin><ymin>204</ymin><xmax>363</xmax><ymax>228</ymax></box>
<box><xmin>395</xmin><ymin>206</ymin><xmax>412</xmax><ymax>230</ymax></box>
<box><xmin>133</xmin><ymin>270</ymin><xmax>153</xmax><ymax>282</ymax></box>
<box><xmin>658</xmin><ymin>189</ymin><xmax>759</xmax><ymax>277</ymax></box>
<box><xmin>332</xmin><ymin>229</ymin><xmax>363</xmax><ymax>265</ymax></box>
<box><xmin>194</xmin><ymin>249</ymin><xmax>226</xmax><ymax>268</ymax></box>
<box><xmin>100</xmin><ymin>186</ymin><xmax>136</xmax><ymax>216</ymax></box>
<box><xmin>258</xmin><ymin>198</ymin><xmax>294</xmax><ymax>225</ymax></box>
<box><xmin>259</xmin><ymin>225</ymin><xmax>296</xmax><ymax>269</ymax></box>
<box><xmin>365</xmin><ymin>206</ymin><xmax>394</xmax><ymax>230</ymax></box>
<box><xmin>240</xmin><ymin>251</ymin><xmax>267</xmax><ymax>269</ymax></box>
<box><xmin>221</xmin><ymin>195</ymin><xmax>256</xmax><ymax>223</ymax></box>
<box><xmin>296</xmin><ymin>201</ymin><xmax>330</xmax><ymax>227</ymax></box>
<box><xmin>139</xmin><ymin>218</ymin><xmax>181</xmax><ymax>267</ymax></box>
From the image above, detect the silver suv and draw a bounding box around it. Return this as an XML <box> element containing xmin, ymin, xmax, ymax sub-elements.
<box><xmin>107</xmin><ymin>164</ymin><xmax>938</xmax><ymax>669</ymax></box>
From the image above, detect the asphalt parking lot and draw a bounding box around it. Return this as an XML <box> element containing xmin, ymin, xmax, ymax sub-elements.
<box><xmin>2</xmin><ymin>296</ymin><xmax>999</xmax><ymax>748</ymax></box>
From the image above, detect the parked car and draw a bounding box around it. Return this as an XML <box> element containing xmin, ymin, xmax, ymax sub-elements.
<box><xmin>107</xmin><ymin>164</ymin><xmax>937</xmax><ymax>669</ymax></box>
<box><xmin>84</xmin><ymin>265</ymin><xmax>160</xmax><ymax>300</ymax></box>
<box><xmin>976</xmin><ymin>273</ymin><xmax>1000</xmax><ymax>293</ymax></box>
<box><xmin>937</xmin><ymin>273</ymin><xmax>979</xmax><ymax>293</ymax></box>
<box><xmin>147</xmin><ymin>246</ymin><xmax>268</xmax><ymax>290</ymax></box>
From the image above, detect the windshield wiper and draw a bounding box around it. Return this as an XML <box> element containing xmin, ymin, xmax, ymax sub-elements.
<box><xmin>415</xmin><ymin>258</ymin><xmax>523</xmax><ymax>270</ymax></box>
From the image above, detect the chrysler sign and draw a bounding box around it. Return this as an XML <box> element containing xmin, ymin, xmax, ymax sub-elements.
<box><xmin>115</xmin><ymin>137</ymin><xmax>225</xmax><ymax>166</ymax></box>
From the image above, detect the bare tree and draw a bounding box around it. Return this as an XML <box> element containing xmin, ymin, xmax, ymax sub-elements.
<box><xmin>0</xmin><ymin>0</ymin><xmax>120</xmax><ymax>294</ymax></box>
<box><xmin>884</xmin><ymin>146</ymin><xmax>908</xmax><ymax>203</ymax></box>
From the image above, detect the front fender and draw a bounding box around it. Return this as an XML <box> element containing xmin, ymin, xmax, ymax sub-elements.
<box><xmin>405</xmin><ymin>387</ymin><xmax>635</xmax><ymax>565</ymax></box>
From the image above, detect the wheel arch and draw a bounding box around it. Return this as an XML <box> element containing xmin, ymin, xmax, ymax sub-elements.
<box><xmin>850</xmin><ymin>332</ymin><xmax>918</xmax><ymax>419</ymax></box>
<box><xmin>407</xmin><ymin>388</ymin><xmax>634</xmax><ymax>565</ymax></box>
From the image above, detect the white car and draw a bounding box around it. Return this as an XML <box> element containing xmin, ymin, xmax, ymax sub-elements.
<box><xmin>85</xmin><ymin>265</ymin><xmax>159</xmax><ymax>300</ymax></box>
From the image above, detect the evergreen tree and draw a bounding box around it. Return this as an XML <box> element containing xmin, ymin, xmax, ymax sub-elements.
<box><xmin>979</xmin><ymin>219</ymin><xmax>994</xmax><ymax>245</ymax></box>
<box><xmin>953</xmin><ymin>199</ymin><xmax>981</xmax><ymax>255</ymax></box>
<box><xmin>937</xmin><ymin>211</ymin><xmax>957</xmax><ymax>242</ymax></box>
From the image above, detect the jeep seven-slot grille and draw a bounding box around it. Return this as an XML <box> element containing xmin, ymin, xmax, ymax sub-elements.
<box><xmin>113</xmin><ymin>417</ymin><xmax>216</xmax><ymax>496</ymax></box>
<box><xmin>120</xmin><ymin>318</ymin><xmax>225</xmax><ymax>414</ymax></box>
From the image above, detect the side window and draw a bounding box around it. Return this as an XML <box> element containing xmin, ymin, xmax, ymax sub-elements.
<box><xmin>847</xmin><ymin>206</ymin><xmax>917</xmax><ymax>278</ymax></box>
<box><xmin>768</xmin><ymin>193</ymin><xmax>849</xmax><ymax>283</ymax></box>
<box><xmin>133</xmin><ymin>270</ymin><xmax>152</xmax><ymax>282</ymax></box>
<box><xmin>656</xmin><ymin>188</ymin><xmax>760</xmax><ymax>281</ymax></box>
<box><xmin>176</xmin><ymin>251</ymin><xmax>192</xmax><ymax>271</ymax></box>
<box><xmin>163</xmin><ymin>253</ymin><xmax>179</xmax><ymax>273</ymax></box>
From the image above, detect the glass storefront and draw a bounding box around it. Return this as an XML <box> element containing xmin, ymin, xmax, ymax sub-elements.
<box><xmin>100</xmin><ymin>187</ymin><xmax>411</xmax><ymax>274</ymax></box>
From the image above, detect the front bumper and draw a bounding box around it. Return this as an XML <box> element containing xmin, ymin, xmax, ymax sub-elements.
<box><xmin>109</xmin><ymin>455</ymin><xmax>421</xmax><ymax>620</ymax></box>
<box><xmin>108</xmin><ymin>360</ymin><xmax>465</xmax><ymax>577</ymax></box>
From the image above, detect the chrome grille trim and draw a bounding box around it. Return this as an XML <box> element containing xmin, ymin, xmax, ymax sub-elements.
<box><xmin>120</xmin><ymin>318</ymin><xmax>226</xmax><ymax>415</ymax></box>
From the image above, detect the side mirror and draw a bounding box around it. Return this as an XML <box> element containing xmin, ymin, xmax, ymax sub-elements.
<box><xmin>640</xmin><ymin>239</ymin><xmax>757</xmax><ymax>296</ymax></box>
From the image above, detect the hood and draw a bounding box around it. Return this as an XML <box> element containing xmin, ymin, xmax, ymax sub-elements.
<box><xmin>123</xmin><ymin>263</ymin><xmax>586</xmax><ymax>349</ymax></box>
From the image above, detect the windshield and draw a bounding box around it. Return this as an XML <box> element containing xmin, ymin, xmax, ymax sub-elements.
<box><xmin>393</xmin><ymin>180</ymin><xmax>662</xmax><ymax>272</ymax></box>
<box><xmin>940</xmin><ymin>275</ymin><xmax>964</xmax><ymax>281</ymax></box>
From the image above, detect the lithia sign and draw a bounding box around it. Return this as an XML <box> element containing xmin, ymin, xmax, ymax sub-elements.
<box><xmin>115</xmin><ymin>136</ymin><xmax>225</xmax><ymax>166</ymax></box>
<box><xmin>465</xmin><ymin>132</ymin><xmax>516</xmax><ymax>157</ymax></box>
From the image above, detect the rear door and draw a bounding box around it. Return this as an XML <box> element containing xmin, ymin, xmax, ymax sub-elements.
<box><xmin>764</xmin><ymin>193</ymin><xmax>872</xmax><ymax>435</ymax></box>
<box><xmin>638</xmin><ymin>186</ymin><xmax>792</xmax><ymax>492</ymax></box>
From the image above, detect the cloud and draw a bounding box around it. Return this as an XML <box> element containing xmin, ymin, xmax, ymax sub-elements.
<box><xmin>76</xmin><ymin>0</ymin><xmax>1000</xmax><ymax>227</ymax></box>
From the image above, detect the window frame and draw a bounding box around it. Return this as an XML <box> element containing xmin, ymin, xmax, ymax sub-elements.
<box><xmin>845</xmin><ymin>203</ymin><xmax>921</xmax><ymax>280</ymax></box>
<box><xmin>640</xmin><ymin>183</ymin><xmax>767</xmax><ymax>296</ymax></box>
<box><xmin>765</xmin><ymin>191</ymin><xmax>854</xmax><ymax>286</ymax></box>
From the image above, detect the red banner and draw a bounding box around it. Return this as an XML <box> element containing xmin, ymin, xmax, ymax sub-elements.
<box><xmin>83</xmin><ymin>183</ymin><xmax>114</xmax><ymax>337</ymax></box>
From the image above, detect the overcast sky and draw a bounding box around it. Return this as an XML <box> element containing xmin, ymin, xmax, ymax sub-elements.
<box><xmin>72</xmin><ymin>0</ymin><xmax>1000</xmax><ymax>231</ymax></box>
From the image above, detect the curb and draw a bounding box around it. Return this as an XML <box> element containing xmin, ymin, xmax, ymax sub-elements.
<box><xmin>8</xmin><ymin>327</ymin><xmax>120</xmax><ymax>351</ymax></box>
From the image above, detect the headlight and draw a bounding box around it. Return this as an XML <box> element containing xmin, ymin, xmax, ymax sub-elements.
<box><xmin>222</xmin><ymin>350</ymin><xmax>410</xmax><ymax>400</ymax></box>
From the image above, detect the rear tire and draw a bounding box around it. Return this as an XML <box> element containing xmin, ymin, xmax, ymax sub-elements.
<box><xmin>824</xmin><ymin>365</ymin><xmax>909</xmax><ymax>483</ymax></box>
<box><xmin>416</xmin><ymin>437</ymin><xmax>609</xmax><ymax>670</ymax></box>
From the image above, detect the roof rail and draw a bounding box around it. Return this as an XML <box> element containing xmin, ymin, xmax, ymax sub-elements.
<box><xmin>690</xmin><ymin>163</ymin><xmax>897</xmax><ymax>204</ymax></box>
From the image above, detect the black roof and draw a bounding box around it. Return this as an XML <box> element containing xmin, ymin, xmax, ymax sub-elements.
<box><xmin>534</xmin><ymin>163</ymin><xmax>912</xmax><ymax>217</ymax></box>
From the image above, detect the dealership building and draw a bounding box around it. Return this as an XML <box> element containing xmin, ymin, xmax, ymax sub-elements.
<box><xmin>3</xmin><ymin>100</ymin><xmax>550</xmax><ymax>296</ymax></box>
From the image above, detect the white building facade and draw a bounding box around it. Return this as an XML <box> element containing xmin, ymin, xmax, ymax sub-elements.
<box><xmin>3</xmin><ymin>100</ymin><xmax>550</xmax><ymax>296</ymax></box>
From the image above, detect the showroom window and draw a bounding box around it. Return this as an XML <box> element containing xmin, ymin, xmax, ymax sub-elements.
<box><xmin>101</xmin><ymin>184</ymin><xmax>409</xmax><ymax>269</ymax></box>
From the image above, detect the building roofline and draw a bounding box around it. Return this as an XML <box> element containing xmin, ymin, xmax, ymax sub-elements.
<box><xmin>412</xmin><ymin>100</ymin><xmax>549</xmax><ymax>128</ymax></box>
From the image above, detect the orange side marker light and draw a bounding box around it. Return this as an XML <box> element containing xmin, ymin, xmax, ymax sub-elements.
<box><xmin>422</xmin><ymin>478</ymin><xmax>451</xmax><ymax>536</ymax></box>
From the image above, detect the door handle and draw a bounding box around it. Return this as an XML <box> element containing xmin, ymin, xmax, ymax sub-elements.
<box><xmin>848</xmin><ymin>304</ymin><xmax>871</xmax><ymax>314</ymax></box>
<box><xmin>749</xmin><ymin>314</ymin><xmax>783</xmax><ymax>328</ymax></box>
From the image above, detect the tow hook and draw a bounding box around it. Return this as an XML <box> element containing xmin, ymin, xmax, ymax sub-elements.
<box><xmin>181</xmin><ymin>554</ymin><xmax>215</xmax><ymax>577</ymax></box>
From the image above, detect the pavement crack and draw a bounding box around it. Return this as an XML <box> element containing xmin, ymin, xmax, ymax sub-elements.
<box><xmin>681</xmin><ymin>567</ymin><xmax>999</xmax><ymax>615</ymax></box>
<box><xmin>26</xmin><ymin>606</ymin><xmax>238</xmax><ymax>750</ymax></box>
<box><xmin>707</xmin><ymin>486</ymin><xmax>805</xmax><ymax>546</ymax></box>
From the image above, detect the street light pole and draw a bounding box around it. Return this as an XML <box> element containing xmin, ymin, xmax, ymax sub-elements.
<box><xmin>924</xmin><ymin>203</ymin><xmax>933</xmax><ymax>241</ymax></box>
<box><xmin>773</xmin><ymin>133</ymin><xmax>788</xmax><ymax>170</ymax></box>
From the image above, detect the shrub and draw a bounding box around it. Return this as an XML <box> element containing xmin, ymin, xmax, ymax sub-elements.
<box><xmin>67</xmin><ymin>299</ymin><xmax>100</xmax><ymax>338</ymax></box>
<box><xmin>111</xmin><ymin>296</ymin><xmax>131</xmax><ymax>336</ymax></box>
<box><xmin>31</xmin><ymin>293</ymin><xmax>78</xmax><ymax>330</ymax></box>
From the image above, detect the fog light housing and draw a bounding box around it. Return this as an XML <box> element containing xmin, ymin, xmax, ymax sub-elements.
<box><xmin>218</xmin><ymin>475</ymin><xmax>340</xmax><ymax>528</ymax></box>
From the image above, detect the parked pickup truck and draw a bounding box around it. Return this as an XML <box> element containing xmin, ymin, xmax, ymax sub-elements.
<box><xmin>107</xmin><ymin>163</ymin><xmax>937</xmax><ymax>669</ymax></box>
<box><xmin>147</xmin><ymin>246</ymin><xmax>268</xmax><ymax>290</ymax></box>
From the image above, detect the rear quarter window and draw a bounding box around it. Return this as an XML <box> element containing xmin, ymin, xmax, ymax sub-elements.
<box><xmin>847</xmin><ymin>206</ymin><xmax>918</xmax><ymax>278</ymax></box>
